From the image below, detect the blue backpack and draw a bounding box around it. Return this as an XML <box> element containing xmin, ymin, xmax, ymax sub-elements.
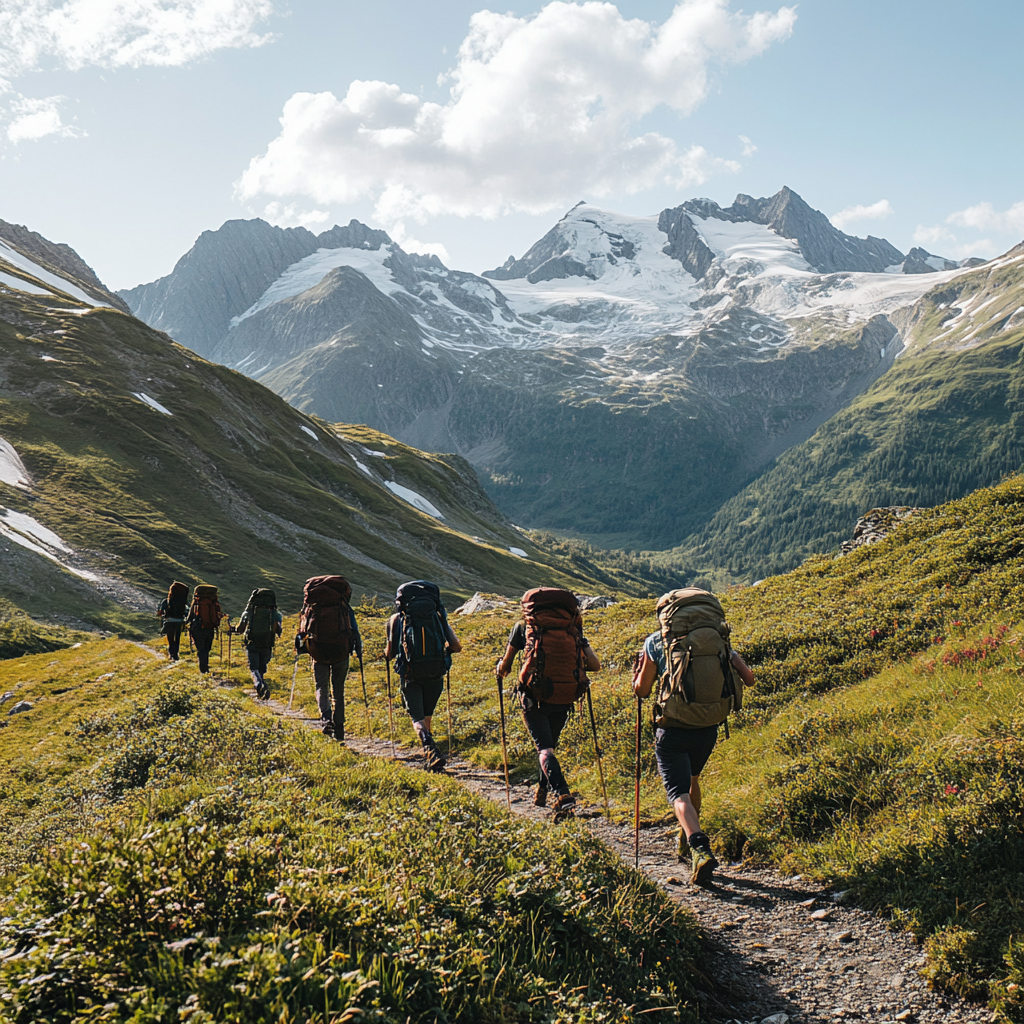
<box><xmin>395</xmin><ymin>581</ymin><xmax>450</xmax><ymax>681</ymax></box>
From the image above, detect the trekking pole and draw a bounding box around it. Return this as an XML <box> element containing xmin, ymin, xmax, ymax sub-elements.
<box><xmin>495</xmin><ymin>667</ymin><xmax>512</xmax><ymax>811</ymax></box>
<box><xmin>586</xmin><ymin>687</ymin><xmax>611</xmax><ymax>821</ymax></box>
<box><xmin>358</xmin><ymin>650</ymin><xmax>373</xmax><ymax>740</ymax></box>
<box><xmin>226</xmin><ymin>617</ymin><xmax>232</xmax><ymax>669</ymax></box>
<box><xmin>446</xmin><ymin>669</ymin><xmax>453</xmax><ymax>758</ymax></box>
<box><xmin>384</xmin><ymin>657</ymin><xmax>397</xmax><ymax>758</ymax></box>
<box><xmin>288</xmin><ymin>651</ymin><xmax>301</xmax><ymax>710</ymax></box>
<box><xmin>634</xmin><ymin>695</ymin><xmax>643</xmax><ymax>871</ymax></box>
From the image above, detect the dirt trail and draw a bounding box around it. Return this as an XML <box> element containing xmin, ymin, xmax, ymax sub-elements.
<box><xmin>253</xmin><ymin>685</ymin><xmax>991</xmax><ymax>1024</ymax></box>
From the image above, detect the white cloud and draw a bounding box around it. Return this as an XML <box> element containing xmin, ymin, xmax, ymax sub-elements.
<box><xmin>389</xmin><ymin>222</ymin><xmax>450</xmax><ymax>263</ymax></box>
<box><xmin>261</xmin><ymin>201</ymin><xmax>332</xmax><ymax>230</ymax></box>
<box><xmin>831</xmin><ymin>199</ymin><xmax>893</xmax><ymax>231</ymax></box>
<box><xmin>738</xmin><ymin>134</ymin><xmax>757</xmax><ymax>157</ymax></box>
<box><xmin>236</xmin><ymin>0</ymin><xmax>795</xmax><ymax>225</ymax></box>
<box><xmin>6</xmin><ymin>94</ymin><xmax>84</xmax><ymax>143</ymax></box>
<box><xmin>946</xmin><ymin>200</ymin><xmax>1024</xmax><ymax>235</ymax></box>
<box><xmin>0</xmin><ymin>0</ymin><xmax>275</xmax><ymax>77</ymax></box>
<box><xmin>913</xmin><ymin>223</ymin><xmax>956</xmax><ymax>248</ymax></box>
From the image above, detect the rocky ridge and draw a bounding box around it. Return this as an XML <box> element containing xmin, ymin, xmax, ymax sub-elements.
<box><xmin>839</xmin><ymin>508</ymin><xmax>926</xmax><ymax>555</ymax></box>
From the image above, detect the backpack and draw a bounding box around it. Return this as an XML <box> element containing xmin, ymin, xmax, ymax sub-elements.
<box><xmin>243</xmin><ymin>588</ymin><xmax>277</xmax><ymax>648</ymax></box>
<box><xmin>518</xmin><ymin>588</ymin><xmax>587</xmax><ymax>704</ymax></box>
<box><xmin>395</xmin><ymin>580</ymin><xmax>449</xmax><ymax>681</ymax></box>
<box><xmin>166</xmin><ymin>581</ymin><xmax>189</xmax><ymax>619</ymax></box>
<box><xmin>653</xmin><ymin>588</ymin><xmax>742</xmax><ymax>729</ymax></box>
<box><xmin>299</xmin><ymin>575</ymin><xmax>355</xmax><ymax>661</ymax></box>
<box><xmin>190</xmin><ymin>584</ymin><xmax>222</xmax><ymax>631</ymax></box>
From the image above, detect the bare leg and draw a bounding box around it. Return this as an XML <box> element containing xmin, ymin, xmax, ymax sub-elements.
<box><xmin>690</xmin><ymin>775</ymin><xmax>702</xmax><ymax>814</ymax></box>
<box><xmin>672</xmin><ymin>795</ymin><xmax>702</xmax><ymax>838</ymax></box>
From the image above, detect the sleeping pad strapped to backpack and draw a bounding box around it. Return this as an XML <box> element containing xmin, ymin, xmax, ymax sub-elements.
<box><xmin>395</xmin><ymin>581</ymin><xmax>449</xmax><ymax>681</ymax></box>
<box><xmin>654</xmin><ymin>588</ymin><xmax>742</xmax><ymax>729</ymax></box>
<box><xmin>299</xmin><ymin>575</ymin><xmax>354</xmax><ymax>662</ymax></box>
<box><xmin>243</xmin><ymin>588</ymin><xmax>277</xmax><ymax>648</ymax></box>
<box><xmin>190</xmin><ymin>585</ymin><xmax>222</xmax><ymax>631</ymax></box>
<box><xmin>518</xmin><ymin>587</ymin><xmax>588</xmax><ymax>704</ymax></box>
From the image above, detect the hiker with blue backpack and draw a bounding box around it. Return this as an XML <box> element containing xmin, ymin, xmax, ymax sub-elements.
<box><xmin>632</xmin><ymin>588</ymin><xmax>754</xmax><ymax>884</ymax></box>
<box><xmin>233</xmin><ymin>588</ymin><xmax>282</xmax><ymax>700</ymax></box>
<box><xmin>384</xmin><ymin>581</ymin><xmax>461</xmax><ymax>771</ymax></box>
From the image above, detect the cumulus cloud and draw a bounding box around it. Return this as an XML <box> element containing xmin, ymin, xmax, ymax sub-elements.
<box><xmin>738</xmin><ymin>134</ymin><xmax>757</xmax><ymax>157</ymax></box>
<box><xmin>0</xmin><ymin>0</ymin><xmax>275</xmax><ymax>146</ymax></box>
<box><xmin>261</xmin><ymin>201</ymin><xmax>332</xmax><ymax>230</ymax></box>
<box><xmin>830</xmin><ymin>199</ymin><xmax>893</xmax><ymax>231</ymax></box>
<box><xmin>912</xmin><ymin>199</ymin><xmax>1024</xmax><ymax>261</ymax></box>
<box><xmin>913</xmin><ymin>223</ymin><xmax>956</xmax><ymax>249</ymax></box>
<box><xmin>946</xmin><ymin>200</ymin><xmax>1024</xmax><ymax>235</ymax></box>
<box><xmin>6</xmin><ymin>95</ymin><xmax>84</xmax><ymax>143</ymax></box>
<box><xmin>236</xmin><ymin>0</ymin><xmax>796</xmax><ymax>225</ymax></box>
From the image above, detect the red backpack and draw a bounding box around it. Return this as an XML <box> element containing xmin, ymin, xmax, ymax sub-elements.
<box><xmin>518</xmin><ymin>588</ymin><xmax>588</xmax><ymax>704</ymax></box>
<box><xmin>299</xmin><ymin>575</ymin><xmax>355</xmax><ymax>660</ymax></box>
<box><xmin>191</xmin><ymin>584</ymin><xmax>222</xmax><ymax>630</ymax></box>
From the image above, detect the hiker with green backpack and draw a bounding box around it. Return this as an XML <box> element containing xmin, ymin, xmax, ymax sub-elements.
<box><xmin>384</xmin><ymin>581</ymin><xmax>461</xmax><ymax>771</ymax></box>
<box><xmin>233</xmin><ymin>588</ymin><xmax>282</xmax><ymax>700</ymax></box>
<box><xmin>632</xmin><ymin>588</ymin><xmax>754</xmax><ymax>885</ymax></box>
<box><xmin>496</xmin><ymin>588</ymin><xmax>601</xmax><ymax>819</ymax></box>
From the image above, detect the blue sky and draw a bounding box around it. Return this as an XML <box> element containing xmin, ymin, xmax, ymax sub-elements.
<box><xmin>1</xmin><ymin>0</ymin><xmax>1021</xmax><ymax>290</ymax></box>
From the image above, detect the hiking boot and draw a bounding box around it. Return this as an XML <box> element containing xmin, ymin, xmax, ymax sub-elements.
<box><xmin>424</xmin><ymin>742</ymin><xmax>447</xmax><ymax>772</ymax></box>
<box><xmin>690</xmin><ymin>845</ymin><xmax>719</xmax><ymax>886</ymax></box>
<box><xmin>676</xmin><ymin>827</ymin><xmax>687</xmax><ymax>864</ymax></box>
<box><xmin>551</xmin><ymin>793</ymin><xmax>576</xmax><ymax>821</ymax></box>
<box><xmin>321</xmin><ymin>721</ymin><xmax>334</xmax><ymax>738</ymax></box>
<box><xmin>533</xmin><ymin>785</ymin><xmax>548</xmax><ymax>808</ymax></box>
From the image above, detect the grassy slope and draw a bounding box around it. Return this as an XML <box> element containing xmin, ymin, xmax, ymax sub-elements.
<box><xmin>0</xmin><ymin>640</ymin><xmax>703</xmax><ymax>1024</ymax></box>
<box><xmin>322</xmin><ymin>475</ymin><xmax>1024</xmax><ymax>1016</ymax></box>
<box><xmin>666</xmin><ymin>253</ymin><xmax>1024</xmax><ymax>580</ymax></box>
<box><xmin>0</xmin><ymin>281</ymin><xmax>655</xmax><ymax>648</ymax></box>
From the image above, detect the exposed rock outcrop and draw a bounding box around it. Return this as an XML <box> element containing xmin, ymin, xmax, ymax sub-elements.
<box><xmin>840</xmin><ymin>507</ymin><xmax>926</xmax><ymax>554</ymax></box>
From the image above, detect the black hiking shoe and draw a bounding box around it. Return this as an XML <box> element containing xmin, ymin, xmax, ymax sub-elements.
<box><xmin>321</xmin><ymin>721</ymin><xmax>334</xmax><ymax>738</ymax></box>
<box><xmin>551</xmin><ymin>793</ymin><xmax>576</xmax><ymax>822</ymax></box>
<box><xmin>690</xmin><ymin>845</ymin><xmax>719</xmax><ymax>886</ymax></box>
<box><xmin>424</xmin><ymin>743</ymin><xmax>447</xmax><ymax>772</ymax></box>
<box><xmin>533</xmin><ymin>785</ymin><xmax>548</xmax><ymax>808</ymax></box>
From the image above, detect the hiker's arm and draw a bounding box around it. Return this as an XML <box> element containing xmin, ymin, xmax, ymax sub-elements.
<box><xmin>275</xmin><ymin>611</ymin><xmax>283</xmax><ymax>638</ymax></box>
<box><xmin>495</xmin><ymin>643</ymin><xmax>517</xmax><ymax>679</ymax></box>
<box><xmin>731</xmin><ymin>650</ymin><xmax>754</xmax><ymax>687</ymax></box>
<box><xmin>443</xmin><ymin>619</ymin><xmax>462</xmax><ymax>654</ymax></box>
<box><xmin>350</xmin><ymin>609</ymin><xmax>362</xmax><ymax>656</ymax></box>
<box><xmin>632</xmin><ymin>651</ymin><xmax>657</xmax><ymax>698</ymax></box>
<box><xmin>383</xmin><ymin>615</ymin><xmax>396</xmax><ymax>661</ymax></box>
<box><xmin>581</xmin><ymin>638</ymin><xmax>601</xmax><ymax>672</ymax></box>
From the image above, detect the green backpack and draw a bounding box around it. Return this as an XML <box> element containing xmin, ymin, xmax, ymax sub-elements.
<box><xmin>243</xmin><ymin>588</ymin><xmax>277</xmax><ymax>648</ymax></box>
<box><xmin>653</xmin><ymin>588</ymin><xmax>742</xmax><ymax>729</ymax></box>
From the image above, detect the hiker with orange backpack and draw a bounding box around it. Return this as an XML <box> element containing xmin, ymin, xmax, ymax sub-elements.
<box><xmin>495</xmin><ymin>588</ymin><xmax>601</xmax><ymax>819</ymax></box>
<box><xmin>186</xmin><ymin>584</ymin><xmax>224</xmax><ymax>674</ymax></box>
<box><xmin>384</xmin><ymin>581</ymin><xmax>461</xmax><ymax>771</ymax></box>
<box><xmin>157</xmin><ymin>581</ymin><xmax>189</xmax><ymax>662</ymax></box>
<box><xmin>632</xmin><ymin>588</ymin><xmax>754</xmax><ymax>884</ymax></box>
<box><xmin>295</xmin><ymin>575</ymin><xmax>361</xmax><ymax>740</ymax></box>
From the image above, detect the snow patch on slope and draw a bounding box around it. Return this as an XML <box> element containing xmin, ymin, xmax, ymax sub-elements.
<box><xmin>0</xmin><ymin>239</ymin><xmax>109</xmax><ymax>308</ymax></box>
<box><xmin>0</xmin><ymin>507</ymin><xmax>99</xmax><ymax>580</ymax></box>
<box><xmin>384</xmin><ymin>482</ymin><xmax>444</xmax><ymax>518</ymax></box>
<box><xmin>300</xmin><ymin>425</ymin><xmax>319</xmax><ymax>441</ymax></box>
<box><xmin>0</xmin><ymin>438</ymin><xmax>31</xmax><ymax>490</ymax></box>
<box><xmin>0</xmin><ymin>269</ymin><xmax>50</xmax><ymax>296</ymax></box>
<box><xmin>132</xmin><ymin>392</ymin><xmax>173</xmax><ymax>416</ymax></box>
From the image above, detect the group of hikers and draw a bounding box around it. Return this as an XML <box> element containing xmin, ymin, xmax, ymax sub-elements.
<box><xmin>157</xmin><ymin>579</ymin><xmax>754</xmax><ymax>885</ymax></box>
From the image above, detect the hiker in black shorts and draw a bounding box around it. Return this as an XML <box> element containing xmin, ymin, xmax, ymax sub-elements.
<box><xmin>157</xmin><ymin>581</ymin><xmax>188</xmax><ymax>661</ymax></box>
<box><xmin>633</xmin><ymin>593</ymin><xmax>754</xmax><ymax>884</ymax></box>
<box><xmin>496</xmin><ymin>588</ymin><xmax>601</xmax><ymax>817</ymax></box>
<box><xmin>385</xmin><ymin>581</ymin><xmax>461</xmax><ymax>771</ymax></box>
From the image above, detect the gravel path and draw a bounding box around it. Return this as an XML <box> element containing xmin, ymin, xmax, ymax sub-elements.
<box><xmin>253</xmin><ymin>685</ymin><xmax>992</xmax><ymax>1024</ymax></box>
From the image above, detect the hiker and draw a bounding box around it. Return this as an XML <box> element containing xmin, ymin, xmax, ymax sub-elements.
<box><xmin>495</xmin><ymin>588</ymin><xmax>601</xmax><ymax>818</ymax></box>
<box><xmin>632</xmin><ymin>587</ymin><xmax>755</xmax><ymax>885</ymax></box>
<box><xmin>295</xmin><ymin>575</ymin><xmax>361</xmax><ymax>740</ymax></box>
<box><xmin>156</xmin><ymin>581</ymin><xmax>189</xmax><ymax>661</ymax></box>
<box><xmin>233</xmin><ymin>588</ymin><xmax>281</xmax><ymax>699</ymax></box>
<box><xmin>384</xmin><ymin>580</ymin><xmax>461</xmax><ymax>771</ymax></box>
<box><xmin>186</xmin><ymin>584</ymin><xmax>223</xmax><ymax>674</ymax></box>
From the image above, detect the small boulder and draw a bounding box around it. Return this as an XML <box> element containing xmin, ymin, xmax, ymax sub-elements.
<box><xmin>8</xmin><ymin>701</ymin><xmax>33</xmax><ymax>715</ymax></box>
<box><xmin>452</xmin><ymin>593</ymin><xmax>513</xmax><ymax>616</ymax></box>
<box><xmin>576</xmin><ymin>594</ymin><xmax>616</xmax><ymax>610</ymax></box>
<box><xmin>0</xmin><ymin>691</ymin><xmax>14</xmax><ymax>706</ymax></box>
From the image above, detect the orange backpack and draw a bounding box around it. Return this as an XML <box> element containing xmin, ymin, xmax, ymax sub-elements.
<box><xmin>518</xmin><ymin>588</ymin><xmax>588</xmax><ymax>704</ymax></box>
<box><xmin>191</xmin><ymin>584</ymin><xmax>222</xmax><ymax>631</ymax></box>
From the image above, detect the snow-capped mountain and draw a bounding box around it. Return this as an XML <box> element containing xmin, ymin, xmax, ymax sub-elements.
<box><xmin>119</xmin><ymin>187</ymin><xmax>991</xmax><ymax>548</ymax></box>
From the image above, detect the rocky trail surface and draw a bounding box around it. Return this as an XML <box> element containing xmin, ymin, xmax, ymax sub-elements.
<box><xmin>249</xmin><ymin>682</ymin><xmax>991</xmax><ymax>1024</ymax></box>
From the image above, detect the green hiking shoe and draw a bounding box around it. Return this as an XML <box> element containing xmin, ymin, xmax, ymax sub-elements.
<box><xmin>690</xmin><ymin>845</ymin><xmax>719</xmax><ymax>886</ymax></box>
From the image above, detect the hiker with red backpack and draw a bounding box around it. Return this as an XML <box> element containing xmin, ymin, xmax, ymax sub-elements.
<box><xmin>295</xmin><ymin>575</ymin><xmax>361</xmax><ymax>740</ymax></box>
<box><xmin>186</xmin><ymin>584</ymin><xmax>224</xmax><ymax>674</ymax></box>
<box><xmin>157</xmin><ymin>581</ymin><xmax>189</xmax><ymax>661</ymax></box>
<box><xmin>495</xmin><ymin>588</ymin><xmax>601</xmax><ymax>819</ymax></box>
<box><xmin>384</xmin><ymin>581</ymin><xmax>461</xmax><ymax>771</ymax></box>
<box><xmin>233</xmin><ymin>588</ymin><xmax>282</xmax><ymax>700</ymax></box>
<box><xmin>632</xmin><ymin>588</ymin><xmax>755</xmax><ymax>885</ymax></box>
